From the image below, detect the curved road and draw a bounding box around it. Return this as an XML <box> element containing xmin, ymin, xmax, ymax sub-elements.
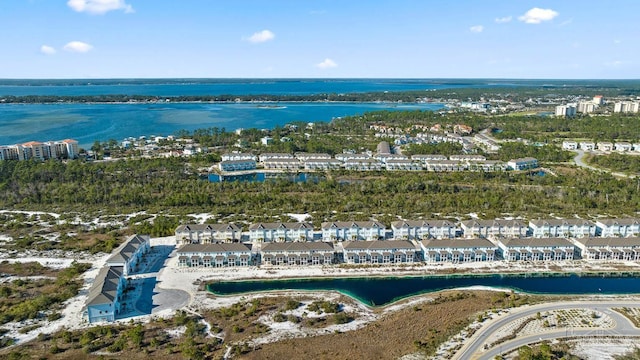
<box><xmin>454</xmin><ymin>301</ymin><xmax>640</xmax><ymax>360</ymax></box>
<box><xmin>573</xmin><ymin>149</ymin><xmax>636</xmax><ymax>178</ymax></box>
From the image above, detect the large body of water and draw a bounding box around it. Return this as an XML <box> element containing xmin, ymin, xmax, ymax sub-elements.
<box><xmin>207</xmin><ymin>273</ymin><xmax>640</xmax><ymax>306</ymax></box>
<box><xmin>2</xmin><ymin>78</ymin><xmax>637</xmax><ymax>148</ymax></box>
<box><xmin>0</xmin><ymin>102</ymin><xmax>443</xmax><ymax>148</ymax></box>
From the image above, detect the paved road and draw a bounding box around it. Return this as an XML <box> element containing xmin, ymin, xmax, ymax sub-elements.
<box><xmin>454</xmin><ymin>301</ymin><xmax>640</xmax><ymax>360</ymax></box>
<box><xmin>573</xmin><ymin>149</ymin><xmax>636</xmax><ymax>178</ymax></box>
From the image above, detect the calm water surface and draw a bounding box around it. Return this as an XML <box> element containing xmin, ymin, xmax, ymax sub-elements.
<box><xmin>207</xmin><ymin>274</ymin><xmax>640</xmax><ymax>306</ymax></box>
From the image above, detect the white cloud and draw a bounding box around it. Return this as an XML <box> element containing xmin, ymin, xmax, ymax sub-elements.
<box><xmin>245</xmin><ymin>30</ymin><xmax>275</xmax><ymax>43</ymax></box>
<box><xmin>495</xmin><ymin>16</ymin><xmax>512</xmax><ymax>23</ymax></box>
<box><xmin>63</xmin><ymin>41</ymin><xmax>93</xmax><ymax>53</ymax></box>
<box><xmin>518</xmin><ymin>7</ymin><xmax>559</xmax><ymax>24</ymax></box>
<box><xmin>316</xmin><ymin>58</ymin><xmax>337</xmax><ymax>69</ymax></box>
<box><xmin>40</xmin><ymin>45</ymin><xmax>56</xmax><ymax>55</ymax></box>
<box><xmin>470</xmin><ymin>25</ymin><xmax>484</xmax><ymax>33</ymax></box>
<box><xmin>604</xmin><ymin>60</ymin><xmax>626</xmax><ymax>67</ymax></box>
<box><xmin>67</xmin><ymin>0</ymin><xmax>134</xmax><ymax>15</ymax></box>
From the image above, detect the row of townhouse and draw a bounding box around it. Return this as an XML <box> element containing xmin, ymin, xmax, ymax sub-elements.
<box><xmin>84</xmin><ymin>234</ymin><xmax>150</xmax><ymax>323</ymax></box>
<box><xmin>218</xmin><ymin>152</ymin><xmax>532</xmax><ymax>173</ymax></box>
<box><xmin>175</xmin><ymin>236</ymin><xmax>640</xmax><ymax>268</ymax></box>
<box><xmin>0</xmin><ymin>139</ymin><xmax>79</xmax><ymax>161</ymax></box>
<box><xmin>175</xmin><ymin>217</ymin><xmax>640</xmax><ymax>246</ymax></box>
<box><xmin>460</xmin><ymin>218</ymin><xmax>640</xmax><ymax>239</ymax></box>
<box><xmin>562</xmin><ymin>141</ymin><xmax>640</xmax><ymax>152</ymax></box>
<box><xmin>105</xmin><ymin>234</ymin><xmax>151</xmax><ymax>275</ymax></box>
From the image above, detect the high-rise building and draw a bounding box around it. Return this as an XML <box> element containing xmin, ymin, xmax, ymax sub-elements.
<box><xmin>555</xmin><ymin>104</ymin><xmax>577</xmax><ymax>117</ymax></box>
<box><xmin>614</xmin><ymin>101</ymin><xmax>640</xmax><ymax>113</ymax></box>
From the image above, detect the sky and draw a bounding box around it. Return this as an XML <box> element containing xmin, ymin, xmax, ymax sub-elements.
<box><xmin>1</xmin><ymin>0</ymin><xmax>639</xmax><ymax>79</ymax></box>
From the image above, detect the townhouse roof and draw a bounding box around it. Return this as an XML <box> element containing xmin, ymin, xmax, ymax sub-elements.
<box><xmin>574</xmin><ymin>237</ymin><xmax>640</xmax><ymax>248</ymax></box>
<box><xmin>86</xmin><ymin>266</ymin><xmax>123</xmax><ymax>306</ymax></box>
<box><xmin>421</xmin><ymin>238</ymin><xmax>495</xmax><ymax>249</ymax></box>
<box><xmin>249</xmin><ymin>222</ymin><xmax>314</xmax><ymax>231</ymax></box>
<box><xmin>263</xmin><ymin>158</ymin><xmax>301</xmax><ymax>163</ymax></box>
<box><xmin>177</xmin><ymin>243</ymin><xmax>252</xmax><ymax>253</ymax></box>
<box><xmin>508</xmin><ymin>157</ymin><xmax>538</xmax><ymax>163</ymax></box>
<box><xmin>595</xmin><ymin>218</ymin><xmax>640</xmax><ymax>227</ymax></box>
<box><xmin>499</xmin><ymin>237</ymin><xmax>574</xmax><ymax>248</ymax></box>
<box><xmin>106</xmin><ymin>234</ymin><xmax>149</xmax><ymax>265</ymax></box>
<box><xmin>321</xmin><ymin>221</ymin><xmax>385</xmax><ymax>229</ymax></box>
<box><xmin>261</xmin><ymin>242</ymin><xmax>334</xmax><ymax>252</ymax></box>
<box><xmin>460</xmin><ymin>219</ymin><xmax>528</xmax><ymax>228</ymax></box>
<box><xmin>529</xmin><ymin>219</ymin><xmax>596</xmax><ymax>227</ymax></box>
<box><xmin>343</xmin><ymin>240</ymin><xmax>415</xmax><ymax>251</ymax></box>
<box><xmin>176</xmin><ymin>223</ymin><xmax>242</xmax><ymax>233</ymax></box>
<box><xmin>391</xmin><ymin>219</ymin><xmax>456</xmax><ymax>229</ymax></box>
<box><xmin>219</xmin><ymin>159</ymin><xmax>256</xmax><ymax>165</ymax></box>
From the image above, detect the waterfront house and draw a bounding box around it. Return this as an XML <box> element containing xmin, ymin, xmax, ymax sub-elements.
<box><xmin>175</xmin><ymin>223</ymin><xmax>242</xmax><ymax>245</ymax></box>
<box><xmin>263</xmin><ymin>158</ymin><xmax>301</xmax><ymax>170</ymax></box>
<box><xmin>579</xmin><ymin>141</ymin><xmax>596</xmax><ymax>151</ymax></box>
<box><xmin>595</xmin><ymin>218</ymin><xmax>640</xmax><ymax>238</ymax></box>
<box><xmin>177</xmin><ymin>243</ymin><xmax>253</xmax><ymax>267</ymax></box>
<box><xmin>260</xmin><ymin>242</ymin><xmax>334</xmax><ymax>266</ymax></box>
<box><xmin>249</xmin><ymin>222</ymin><xmax>314</xmax><ymax>243</ymax></box>
<box><xmin>343</xmin><ymin>240</ymin><xmax>416</xmax><ymax>264</ymax></box>
<box><xmin>105</xmin><ymin>234</ymin><xmax>150</xmax><ymax>276</ymax></box>
<box><xmin>496</xmin><ymin>238</ymin><xmax>575</xmax><ymax>262</ymax></box>
<box><xmin>258</xmin><ymin>153</ymin><xmax>295</xmax><ymax>162</ymax></box>
<box><xmin>303</xmin><ymin>158</ymin><xmax>342</xmax><ymax>171</ymax></box>
<box><xmin>343</xmin><ymin>158</ymin><xmax>384</xmax><ymax>171</ymax></box>
<box><xmin>507</xmin><ymin>157</ymin><xmax>538</xmax><ymax>171</ymax></box>
<box><xmin>294</xmin><ymin>153</ymin><xmax>331</xmax><ymax>161</ymax></box>
<box><xmin>420</xmin><ymin>238</ymin><xmax>496</xmax><ymax>263</ymax></box>
<box><xmin>384</xmin><ymin>159</ymin><xmax>422</xmax><ymax>171</ymax></box>
<box><xmin>468</xmin><ymin>160</ymin><xmax>508</xmax><ymax>172</ymax></box>
<box><xmin>460</xmin><ymin>219</ymin><xmax>528</xmax><ymax>238</ymax></box>
<box><xmin>573</xmin><ymin>237</ymin><xmax>640</xmax><ymax>261</ymax></box>
<box><xmin>373</xmin><ymin>153</ymin><xmax>408</xmax><ymax>163</ymax></box>
<box><xmin>391</xmin><ymin>220</ymin><xmax>458</xmax><ymax>240</ymax></box>
<box><xmin>529</xmin><ymin>219</ymin><xmax>597</xmax><ymax>238</ymax></box>
<box><xmin>321</xmin><ymin>221</ymin><xmax>386</xmax><ymax>241</ymax></box>
<box><xmin>221</xmin><ymin>152</ymin><xmax>256</xmax><ymax>162</ymax></box>
<box><xmin>218</xmin><ymin>159</ymin><xmax>257</xmax><ymax>172</ymax></box>
<box><xmin>85</xmin><ymin>266</ymin><xmax>126</xmax><ymax>323</ymax></box>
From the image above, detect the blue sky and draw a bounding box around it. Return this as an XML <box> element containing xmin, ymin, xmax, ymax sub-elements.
<box><xmin>1</xmin><ymin>0</ymin><xmax>639</xmax><ymax>79</ymax></box>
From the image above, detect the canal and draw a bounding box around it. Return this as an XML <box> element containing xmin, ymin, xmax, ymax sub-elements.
<box><xmin>207</xmin><ymin>273</ymin><xmax>640</xmax><ymax>306</ymax></box>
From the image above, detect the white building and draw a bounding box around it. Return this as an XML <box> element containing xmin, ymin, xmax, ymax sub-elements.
<box><xmin>579</xmin><ymin>141</ymin><xmax>596</xmax><ymax>151</ymax></box>
<box><xmin>497</xmin><ymin>238</ymin><xmax>575</xmax><ymax>262</ymax></box>
<box><xmin>343</xmin><ymin>240</ymin><xmax>416</xmax><ymax>264</ymax></box>
<box><xmin>218</xmin><ymin>159</ymin><xmax>257</xmax><ymax>172</ymax></box>
<box><xmin>175</xmin><ymin>223</ymin><xmax>242</xmax><ymax>245</ymax></box>
<box><xmin>460</xmin><ymin>219</ymin><xmax>529</xmax><ymax>238</ymax></box>
<box><xmin>105</xmin><ymin>234</ymin><xmax>151</xmax><ymax>276</ymax></box>
<box><xmin>614</xmin><ymin>142</ymin><xmax>633</xmax><ymax>152</ymax></box>
<box><xmin>261</xmin><ymin>242</ymin><xmax>334</xmax><ymax>266</ymax></box>
<box><xmin>321</xmin><ymin>221</ymin><xmax>386</xmax><ymax>241</ymax></box>
<box><xmin>177</xmin><ymin>243</ymin><xmax>253</xmax><ymax>267</ymax></box>
<box><xmin>529</xmin><ymin>219</ymin><xmax>597</xmax><ymax>238</ymax></box>
<box><xmin>421</xmin><ymin>238</ymin><xmax>496</xmax><ymax>263</ymax></box>
<box><xmin>573</xmin><ymin>237</ymin><xmax>640</xmax><ymax>261</ymax></box>
<box><xmin>85</xmin><ymin>266</ymin><xmax>126</xmax><ymax>323</ymax></box>
<box><xmin>597</xmin><ymin>142</ymin><xmax>614</xmax><ymax>152</ymax></box>
<box><xmin>577</xmin><ymin>102</ymin><xmax>596</xmax><ymax>114</ymax></box>
<box><xmin>562</xmin><ymin>141</ymin><xmax>578</xmax><ymax>150</ymax></box>
<box><xmin>614</xmin><ymin>101</ymin><xmax>640</xmax><ymax>113</ymax></box>
<box><xmin>249</xmin><ymin>222</ymin><xmax>314</xmax><ymax>243</ymax></box>
<box><xmin>595</xmin><ymin>218</ymin><xmax>640</xmax><ymax>238</ymax></box>
<box><xmin>391</xmin><ymin>220</ymin><xmax>458</xmax><ymax>240</ymax></box>
<box><xmin>555</xmin><ymin>104</ymin><xmax>576</xmax><ymax>117</ymax></box>
<box><xmin>221</xmin><ymin>153</ymin><xmax>256</xmax><ymax>162</ymax></box>
<box><xmin>507</xmin><ymin>157</ymin><xmax>538</xmax><ymax>171</ymax></box>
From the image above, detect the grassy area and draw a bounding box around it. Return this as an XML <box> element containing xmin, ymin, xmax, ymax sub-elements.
<box><xmin>0</xmin><ymin>291</ymin><xmax>529</xmax><ymax>359</ymax></box>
